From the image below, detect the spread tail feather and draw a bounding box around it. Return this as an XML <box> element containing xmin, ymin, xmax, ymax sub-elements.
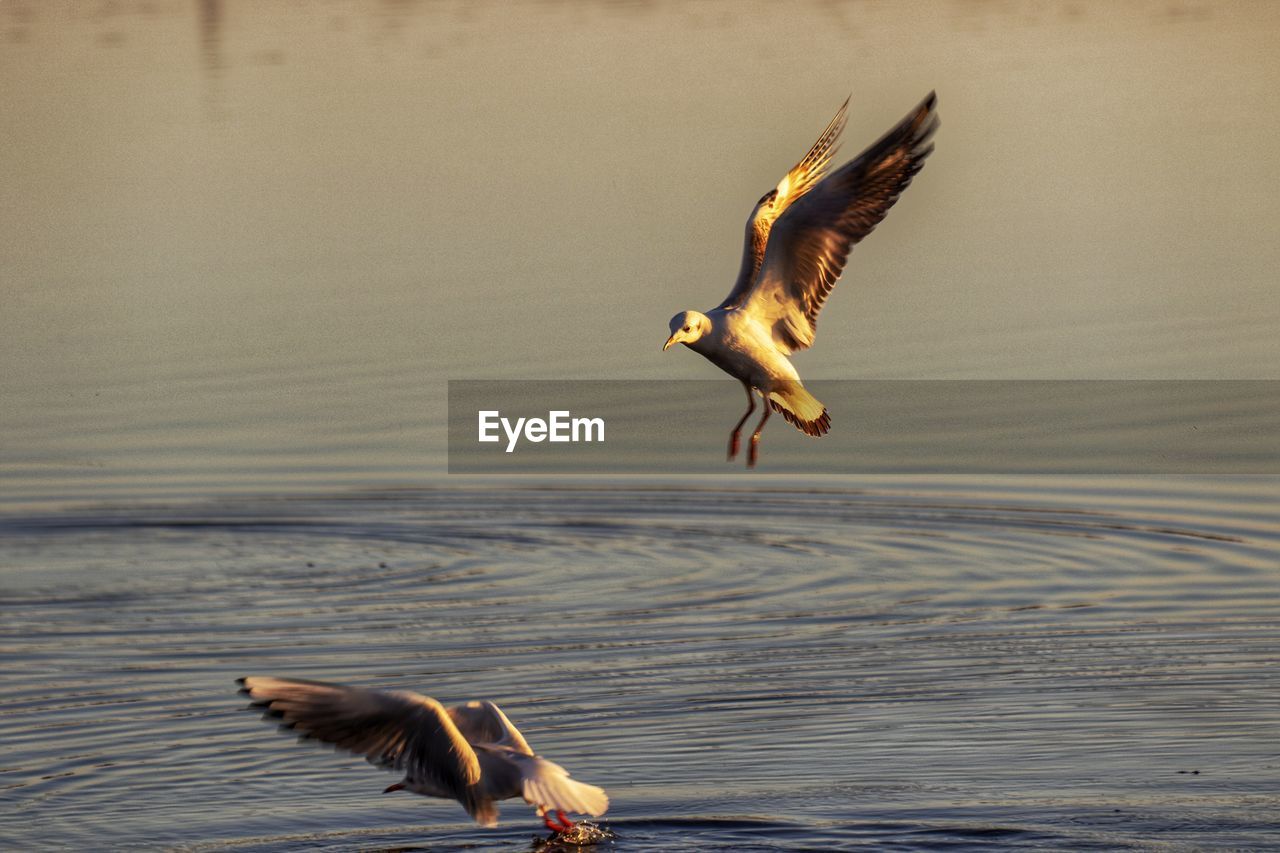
<box><xmin>520</xmin><ymin>756</ymin><xmax>609</xmax><ymax>817</ymax></box>
<box><xmin>768</xmin><ymin>384</ymin><xmax>830</xmax><ymax>437</ymax></box>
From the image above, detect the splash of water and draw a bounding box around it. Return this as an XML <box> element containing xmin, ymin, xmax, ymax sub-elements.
<box><xmin>533</xmin><ymin>820</ymin><xmax>617</xmax><ymax>849</ymax></box>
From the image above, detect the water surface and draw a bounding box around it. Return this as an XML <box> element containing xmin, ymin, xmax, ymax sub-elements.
<box><xmin>1</xmin><ymin>480</ymin><xmax>1277</xmax><ymax>850</ymax></box>
<box><xmin>3</xmin><ymin>0</ymin><xmax>1280</xmax><ymax>498</ymax></box>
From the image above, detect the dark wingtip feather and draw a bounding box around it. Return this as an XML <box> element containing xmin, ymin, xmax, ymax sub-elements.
<box><xmin>914</xmin><ymin>90</ymin><xmax>937</xmax><ymax>123</ymax></box>
<box><xmin>769</xmin><ymin>401</ymin><xmax>832</xmax><ymax>437</ymax></box>
<box><xmin>910</xmin><ymin>92</ymin><xmax>940</xmax><ymax>146</ymax></box>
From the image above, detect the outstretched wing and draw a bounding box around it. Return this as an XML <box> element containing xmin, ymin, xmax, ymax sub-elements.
<box><xmin>740</xmin><ymin>91</ymin><xmax>938</xmax><ymax>353</ymax></box>
<box><xmin>447</xmin><ymin>700</ymin><xmax>534</xmax><ymax>756</ymax></box>
<box><xmin>238</xmin><ymin>676</ymin><xmax>482</xmax><ymax>798</ymax></box>
<box><xmin>716</xmin><ymin>98</ymin><xmax>849</xmax><ymax>311</ymax></box>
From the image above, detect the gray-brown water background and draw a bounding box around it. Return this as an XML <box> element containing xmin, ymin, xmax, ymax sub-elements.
<box><xmin>2</xmin><ymin>1</ymin><xmax>1279</xmax><ymax>850</ymax></box>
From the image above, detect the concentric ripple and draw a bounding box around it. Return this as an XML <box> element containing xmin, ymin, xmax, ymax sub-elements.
<box><xmin>0</xmin><ymin>479</ymin><xmax>1277</xmax><ymax>850</ymax></box>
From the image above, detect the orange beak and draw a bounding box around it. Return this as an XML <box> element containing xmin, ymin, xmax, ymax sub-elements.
<box><xmin>663</xmin><ymin>334</ymin><xmax>678</xmax><ymax>351</ymax></box>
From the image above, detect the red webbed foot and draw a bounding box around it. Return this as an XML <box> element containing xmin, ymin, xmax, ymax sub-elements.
<box><xmin>541</xmin><ymin>809</ymin><xmax>575</xmax><ymax>834</ymax></box>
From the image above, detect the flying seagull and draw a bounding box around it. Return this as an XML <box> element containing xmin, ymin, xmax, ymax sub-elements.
<box><xmin>663</xmin><ymin>92</ymin><xmax>938</xmax><ymax>467</ymax></box>
<box><xmin>237</xmin><ymin>676</ymin><xmax>609</xmax><ymax>833</ymax></box>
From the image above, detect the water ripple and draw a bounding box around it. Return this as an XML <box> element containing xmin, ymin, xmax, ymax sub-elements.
<box><xmin>0</xmin><ymin>481</ymin><xmax>1277</xmax><ymax>850</ymax></box>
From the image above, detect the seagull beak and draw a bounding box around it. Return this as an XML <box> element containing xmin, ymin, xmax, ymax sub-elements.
<box><xmin>383</xmin><ymin>782</ymin><xmax>405</xmax><ymax>794</ymax></box>
<box><xmin>663</xmin><ymin>334</ymin><xmax>678</xmax><ymax>351</ymax></box>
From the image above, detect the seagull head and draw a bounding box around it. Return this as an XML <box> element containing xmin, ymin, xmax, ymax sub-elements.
<box><xmin>664</xmin><ymin>311</ymin><xmax>710</xmax><ymax>351</ymax></box>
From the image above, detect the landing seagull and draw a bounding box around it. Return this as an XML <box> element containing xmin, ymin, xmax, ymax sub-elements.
<box><xmin>237</xmin><ymin>676</ymin><xmax>608</xmax><ymax>834</ymax></box>
<box><xmin>663</xmin><ymin>92</ymin><xmax>938</xmax><ymax>467</ymax></box>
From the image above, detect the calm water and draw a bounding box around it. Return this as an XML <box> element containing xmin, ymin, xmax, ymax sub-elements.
<box><xmin>1</xmin><ymin>481</ymin><xmax>1278</xmax><ymax>850</ymax></box>
<box><xmin>3</xmin><ymin>0</ymin><xmax>1280</xmax><ymax>497</ymax></box>
<box><xmin>3</xmin><ymin>1</ymin><xmax>1280</xmax><ymax>850</ymax></box>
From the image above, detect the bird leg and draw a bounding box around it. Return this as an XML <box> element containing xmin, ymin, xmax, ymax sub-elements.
<box><xmin>747</xmin><ymin>401</ymin><xmax>771</xmax><ymax>468</ymax></box>
<box><xmin>540</xmin><ymin>807</ymin><xmax>575</xmax><ymax>834</ymax></box>
<box><xmin>728</xmin><ymin>382</ymin><xmax>756</xmax><ymax>461</ymax></box>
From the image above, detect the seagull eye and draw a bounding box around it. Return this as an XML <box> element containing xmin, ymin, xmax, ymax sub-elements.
<box><xmin>683</xmin><ymin>326</ymin><xmax>691</xmax><ymax>332</ymax></box>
